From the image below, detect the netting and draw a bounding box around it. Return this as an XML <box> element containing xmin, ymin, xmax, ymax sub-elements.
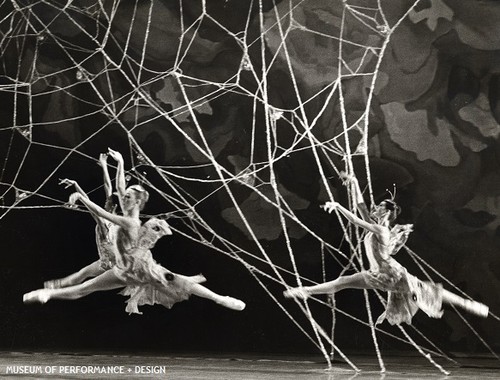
<box><xmin>0</xmin><ymin>0</ymin><xmax>498</xmax><ymax>374</ymax></box>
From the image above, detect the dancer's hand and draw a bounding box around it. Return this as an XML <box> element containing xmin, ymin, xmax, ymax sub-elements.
<box><xmin>322</xmin><ymin>201</ymin><xmax>339</xmax><ymax>213</ymax></box>
<box><xmin>400</xmin><ymin>224</ymin><xmax>413</xmax><ymax>236</ymax></box>
<box><xmin>59</xmin><ymin>178</ymin><xmax>77</xmax><ymax>189</ymax></box>
<box><xmin>66</xmin><ymin>192</ymin><xmax>81</xmax><ymax>208</ymax></box>
<box><xmin>97</xmin><ymin>153</ymin><xmax>108</xmax><ymax>167</ymax></box>
<box><xmin>339</xmin><ymin>171</ymin><xmax>356</xmax><ymax>186</ymax></box>
<box><xmin>107</xmin><ymin>148</ymin><xmax>123</xmax><ymax>163</ymax></box>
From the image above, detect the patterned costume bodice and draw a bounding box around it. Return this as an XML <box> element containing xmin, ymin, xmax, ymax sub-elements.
<box><xmin>117</xmin><ymin>218</ymin><xmax>170</xmax><ymax>265</ymax></box>
<box><xmin>95</xmin><ymin>220</ymin><xmax>119</xmax><ymax>270</ymax></box>
<box><xmin>114</xmin><ymin>218</ymin><xmax>172</xmax><ymax>279</ymax></box>
<box><xmin>133</xmin><ymin>218</ymin><xmax>172</xmax><ymax>251</ymax></box>
<box><xmin>364</xmin><ymin>224</ymin><xmax>413</xmax><ymax>274</ymax></box>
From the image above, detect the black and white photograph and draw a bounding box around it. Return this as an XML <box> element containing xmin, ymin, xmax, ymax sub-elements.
<box><xmin>0</xmin><ymin>0</ymin><xmax>499</xmax><ymax>378</ymax></box>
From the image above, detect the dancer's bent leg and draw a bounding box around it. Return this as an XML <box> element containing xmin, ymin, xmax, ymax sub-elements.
<box><xmin>24</xmin><ymin>270</ymin><xmax>125</xmax><ymax>304</ymax></box>
<box><xmin>45</xmin><ymin>261</ymin><xmax>105</xmax><ymax>289</ymax></box>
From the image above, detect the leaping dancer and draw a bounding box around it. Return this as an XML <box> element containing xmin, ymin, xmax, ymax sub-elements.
<box><xmin>24</xmin><ymin>150</ymin><xmax>245</xmax><ymax>313</ymax></box>
<box><xmin>284</xmin><ymin>173</ymin><xmax>488</xmax><ymax>325</ymax></box>
<box><xmin>44</xmin><ymin>151</ymin><xmax>120</xmax><ymax>289</ymax></box>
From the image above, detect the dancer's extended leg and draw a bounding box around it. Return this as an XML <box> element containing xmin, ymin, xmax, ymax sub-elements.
<box><xmin>442</xmin><ymin>289</ymin><xmax>489</xmax><ymax>318</ymax></box>
<box><xmin>24</xmin><ymin>270</ymin><xmax>125</xmax><ymax>304</ymax></box>
<box><xmin>44</xmin><ymin>261</ymin><xmax>105</xmax><ymax>289</ymax></box>
<box><xmin>188</xmin><ymin>283</ymin><xmax>245</xmax><ymax>311</ymax></box>
<box><xmin>284</xmin><ymin>272</ymin><xmax>372</xmax><ymax>299</ymax></box>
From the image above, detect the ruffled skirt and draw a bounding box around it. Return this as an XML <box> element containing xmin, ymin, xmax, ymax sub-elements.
<box><xmin>117</xmin><ymin>273</ymin><xmax>206</xmax><ymax>315</ymax></box>
<box><xmin>365</xmin><ymin>259</ymin><xmax>443</xmax><ymax>325</ymax></box>
<box><xmin>113</xmin><ymin>249</ymin><xmax>205</xmax><ymax>314</ymax></box>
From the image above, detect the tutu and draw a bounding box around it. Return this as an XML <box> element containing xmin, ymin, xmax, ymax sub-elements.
<box><xmin>113</xmin><ymin>250</ymin><xmax>206</xmax><ymax>314</ymax></box>
<box><xmin>373</xmin><ymin>270</ymin><xmax>443</xmax><ymax>325</ymax></box>
<box><xmin>118</xmin><ymin>272</ymin><xmax>206</xmax><ymax>315</ymax></box>
<box><xmin>112</xmin><ymin>217</ymin><xmax>205</xmax><ymax>314</ymax></box>
<box><xmin>364</xmin><ymin>226</ymin><xmax>443</xmax><ymax>325</ymax></box>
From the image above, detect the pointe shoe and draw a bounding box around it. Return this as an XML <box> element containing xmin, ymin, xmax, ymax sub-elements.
<box><xmin>463</xmin><ymin>300</ymin><xmax>489</xmax><ymax>318</ymax></box>
<box><xmin>283</xmin><ymin>287</ymin><xmax>310</xmax><ymax>300</ymax></box>
<box><xmin>44</xmin><ymin>279</ymin><xmax>62</xmax><ymax>289</ymax></box>
<box><xmin>218</xmin><ymin>296</ymin><xmax>246</xmax><ymax>311</ymax></box>
<box><xmin>23</xmin><ymin>289</ymin><xmax>51</xmax><ymax>304</ymax></box>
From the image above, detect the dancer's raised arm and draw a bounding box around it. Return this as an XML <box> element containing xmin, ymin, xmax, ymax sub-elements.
<box><xmin>339</xmin><ymin>171</ymin><xmax>371</xmax><ymax>222</ymax></box>
<box><xmin>323</xmin><ymin>200</ymin><xmax>386</xmax><ymax>236</ymax></box>
<box><xmin>107</xmin><ymin>148</ymin><xmax>126</xmax><ymax>209</ymax></box>
<box><xmin>97</xmin><ymin>153</ymin><xmax>117</xmax><ymax>214</ymax></box>
<box><xmin>98</xmin><ymin>153</ymin><xmax>113</xmax><ymax>199</ymax></box>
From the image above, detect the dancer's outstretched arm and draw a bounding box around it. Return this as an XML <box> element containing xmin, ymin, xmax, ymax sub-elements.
<box><xmin>59</xmin><ymin>178</ymin><xmax>102</xmax><ymax>226</ymax></box>
<box><xmin>68</xmin><ymin>192</ymin><xmax>136</xmax><ymax>231</ymax></box>
<box><xmin>60</xmin><ymin>178</ymin><xmax>87</xmax><ymax>199</ymax></box>
<box><xmin>323</xmin><ymin>201</ymin><xmax>386</xmax><ymax>235</ymax></box>
<box><xmin>60</xmin><ymin>179</ymin><xmax>115</xmax><ymax>231</ymax></box>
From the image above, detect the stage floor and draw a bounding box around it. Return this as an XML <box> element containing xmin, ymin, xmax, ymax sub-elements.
<box><xmin>0</xmin><ymin>352</ymin><xmax>499</xmax><ymax>379</ymax></box>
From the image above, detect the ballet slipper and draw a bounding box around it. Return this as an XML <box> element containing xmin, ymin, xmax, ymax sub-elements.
<box><xmin>23</xmin><ymin>289</ymin><xmax>51</xmax><ymax>304</ymax></box>
<box><xmin>462</xmin><ymin>300</ymin><xmax>489</xmax><ymax>318</ymax></box>
<box><xmin>283</xmin><ymin>287</ymin><xmax>310</xmax><ymax>300</ymax></box>
<box><xmin>217</xmin><ymin>296</ymin><xmax>246</xmax><ymax>311</ymax></box>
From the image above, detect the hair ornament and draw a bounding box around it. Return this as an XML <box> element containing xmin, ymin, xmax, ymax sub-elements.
<box><xmin>386</xmin><ymin>183</ymin><xmax>397</xmax><ymax>201</ymax></box>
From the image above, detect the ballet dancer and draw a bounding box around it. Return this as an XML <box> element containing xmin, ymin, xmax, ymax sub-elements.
<box><xmin>24</xmin><ymin>182</ymin><xmax>245</xmax><ymax>312</ymax></box>
<box><xmin>43</xmin><ymin>148</ymin><xmax>140</xmax><ymax>289</ymax></box>
<box><xmin>45</xmin><ymin>148</ymin><xmax>151</xmax><ymax>289</ymax></box>
<box><xmin>284</xmin><ymin>173</ymin><xmax>488</xmax><ymax>325</ymax></box>
<box><xmin>44</xmin><ymin>152</ymin><xmax>119</xmax><ymax>289</ymax></box>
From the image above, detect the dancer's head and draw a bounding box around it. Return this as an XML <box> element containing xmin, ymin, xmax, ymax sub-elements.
<box><xmin>371</xmin><ymin>199</ymin><xmax>400</xmax><ymax>223</ymax></box>
<box><xmin>123</xmin><ymin>184</ymin><xmax>149</xmax><ymax>212</ymax></box>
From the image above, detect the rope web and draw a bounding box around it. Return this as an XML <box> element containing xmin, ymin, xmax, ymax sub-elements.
<box><xmin>0</xmin><ymin>0</ymin><xmax>497</xmax><ymax>374</ymax></box>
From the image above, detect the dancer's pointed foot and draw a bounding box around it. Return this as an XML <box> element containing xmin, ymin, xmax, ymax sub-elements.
<box><xmin>283</xmin><ymin>287</ymin><xmax>310</xmax><ymax>300</ymax></box>
<box><xmin>44</xmin><ymin>279</ymin><xmax>62</xmax><ymax>289</ymax></box>
<box><xmin>463</xmin><ymin>300</ymin><xmax>489</xmax><ymax>318</ymax></box>
<box><xmin>217</xmin><ymin>296</ymin><xmax>246</xmax><ymax>311</ymax></box>
<box><xmin>23</xmin><ymin>289</ymin><xmax>51</xmax><ymax>304</ymax></box>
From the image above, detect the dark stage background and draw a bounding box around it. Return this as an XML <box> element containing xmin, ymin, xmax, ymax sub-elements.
<box><xmin>0</xmin><ymin>0</ymin><xmax>499</xmax><ymax>358</ymax></box>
